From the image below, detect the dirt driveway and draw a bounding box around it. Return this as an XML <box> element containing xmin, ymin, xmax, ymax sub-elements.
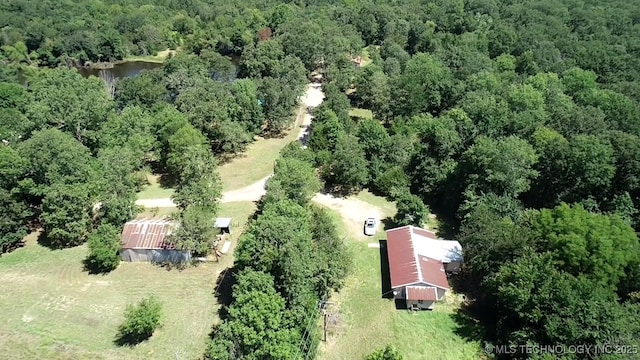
<box><xmin>312</xmin><ymin>193</ymin><xmax>384</xmax><ymax>239</ymax></box>
<box><xmin>135</xmin><ymin>82</ymin><xmax>324</xmax><ymax>209</ymax></box>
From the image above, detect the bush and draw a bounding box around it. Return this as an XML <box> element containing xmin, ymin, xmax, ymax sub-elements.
<box><xmin>116</xmin><ymin>295</ymin><xmax>163</xmax><ymax>345</ymax></box>
<box><xmin>85</xmin><ymin>223</ymin><xmax>121</xmax><ymax>273</ymax></box>
<box><xmin>365</xmin><ymin>345</ymin><xmax>403</xmax><ymax>360</ymax></box>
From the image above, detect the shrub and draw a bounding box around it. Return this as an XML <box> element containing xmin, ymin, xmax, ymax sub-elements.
<box><xmin>116</xmin><ymin>295</ymin><xmax>163</xmax><ymax>345</ymax></box>
<box><xmin>365</xmin><ymin>345</ymin><xmax>403</xmax><ymax>360</ymax></box>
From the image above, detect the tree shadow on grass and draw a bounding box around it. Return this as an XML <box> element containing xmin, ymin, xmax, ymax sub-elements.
<box><xmin>114</xmin><ymin>330</ymin><xmax>153</xmax><ymax>347</ymax></box>
<box><xmin>82</xmin><ymin>258</ymin><xmax>114</xmax><ymax>275</ymax></box>
<box><xmin>429</xmin><ymin>209</ymin><xmax>458</xmax><ymax>241</ymax></box>
<box><xmin>213</xmin><ymin>266</ymin><xmax>236</xmax><ymax>322</ymax></box>
<box><xmin>36</xmin><ymin>231</ymin><xmax>65</xmax><ymax>250</ymax></box>
<box><xmin>157</xmin><ymin>173</ymin><xmax>178</xmax><ymax>189</ymax></box>
<box><xmin>321</xmin><ymin>184</ymin><xmax>361</xmax><ymax>198</ymax></box>
<box><xmin>148</xmin><ymin>257</ymin><xmax>190</xmax><ymax>271</ymax></box>
<box><xmin>450</xmin><ymin>301</ymin><xmax>488</xmax><ymax>344</ymax></box>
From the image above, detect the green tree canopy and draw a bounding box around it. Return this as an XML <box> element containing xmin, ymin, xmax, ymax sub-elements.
<box><xmin>85</xmin><ymin>223</ymin><xmax>121</xmax><ymax>273</ymax></box>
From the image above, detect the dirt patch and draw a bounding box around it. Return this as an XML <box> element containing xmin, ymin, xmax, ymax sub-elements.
<box><xmin>298</xmin><ymin>83</ymin><xmax>324</xmax><ymax>145</ymax></box>
<box><xmin>156</xmin><ymin>48</ymin><xmax>177</xmax><ymax>58</ymax></box>
<box><xmin>220</xmin><ymin>176</ymin><xmax>269</xmax><ymax>203</ymax></box>
<box><xmin>312</xmin><ymin>193</ymin><xmax>383</xmax><ymax>239</ymax></box>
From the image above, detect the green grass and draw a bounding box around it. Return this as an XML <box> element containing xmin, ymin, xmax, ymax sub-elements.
<box><xmin>360</xmin><ymin>46</ymin><xmax>375</xmax><ymax>67</ymax></box>
<box><xmin>348</xmin><ymin>108</ymin><xmax>373</xmax><ymax>119</ymax></box>
<box><xmin>0</xmin><ymin>201</ymin><xmax>257</xmax><ymax>360</ymax></box>
<box><xmin>218</xmin><ymin>106</ymin><xmax>305</xmax><ymax>191</ymax></box>
<box><xmin>136</xmin><ymin>174</ymin><xmax>174</xmax><ymax>200</ymax></box>
<box><xmin>316</xmin><ymin>195</ymin><xmax>481</xmax><ymax>360</ymax></box>
<box><xmin>136</xmin><ymin>206</ymin><xmax>178</xmax><ymax>219</ymax></box>
<box><xmin>355</xmin><ymin>189</ymin><xmax>397</xmax><ymax>216</ymax></box>
<box><xmin>136</xmin><ymin>105</ymin><xmax>305</xmax><ymax>197</ymax></box>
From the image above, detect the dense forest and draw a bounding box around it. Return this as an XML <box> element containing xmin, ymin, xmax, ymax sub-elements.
<box><xmin>3</xmin><ymin>0</ymin><xmax>640</xmax><ymax>358</ymax></box>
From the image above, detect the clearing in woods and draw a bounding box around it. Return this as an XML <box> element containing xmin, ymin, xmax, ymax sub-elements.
<box><xmin>313</xmin><ymin>191</ymin><xmax>481</xmax><ymax>360</ymax></box>
<box><xmin>136</xmin><ymin>82</ymin><xmax>323</xmax><ymax>203</ymax></box>
<box><xmin>0</xmin><ymin>201</ymin><xmax>256</xmax><ymax>360</ymax></box>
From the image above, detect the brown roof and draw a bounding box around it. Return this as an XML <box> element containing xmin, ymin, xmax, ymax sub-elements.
<box><xmin>386</xmin><ymin>226</ymin><xmax>450</xmax><ymax>290</ymax></box>
<box><xmin>121</xmin><ymin>219</ymin><xmax>178</xmax><ymax>250</ymax></box>
<box><xmin>406</xmin><ymin>286</ymin><xmax>438</xmax><ymax>301</ymax></box>
<box><xmin>418</xmin><ymin>256</ymin><xmax>449</xmax><ymax>289</ymax></box>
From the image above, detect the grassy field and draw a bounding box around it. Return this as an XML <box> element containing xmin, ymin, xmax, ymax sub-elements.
<box><xmin>316</xmin><ymin>194</ymin><xmax>481</xmax><ymax>360</ymax></box>
<box><xmin>348</xmin><ymin>108</ymin><xmax>373</xmax><ymax>120</ymax></box>
<box><xmin>218</xmin><ymin>106</ymin><xmax>305</xmax><ymax>191</ymax></box>
<box><xmin>136</xmin><ymin>174</ymin><xmax>174</xmax><ymax>200</ymax></box>
<box><xmin>136</xmin><ymin>206</ymin><xmax>177</xmax><ymax>219</ymax></box>
<box><xmin>0</xmin><ymin>201</ymin><xmax>256</xmax><ymax>360</ymax></box>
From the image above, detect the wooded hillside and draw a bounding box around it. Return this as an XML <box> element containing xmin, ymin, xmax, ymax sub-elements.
<box><xmin>2</xmin><ymin>0</ymin><xmax>640</xmax><ymax>358</ymax></box>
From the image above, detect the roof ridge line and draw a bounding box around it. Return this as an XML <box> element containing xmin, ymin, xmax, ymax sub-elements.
<box><xmin>409</xmin><ymin>226</ymin><xmax>424</xmax><ymax>283</ymax></box>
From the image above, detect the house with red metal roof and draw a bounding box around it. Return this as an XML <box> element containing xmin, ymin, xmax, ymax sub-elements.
<box><xmin>120</xmin><ymin>218</ymin><xmax>191</xmax><ymax>263</ymax></box>
<box><xmin>385</xmin><ymin>225</ymin><xmax>462</xmax><ymax>310</ymax></box>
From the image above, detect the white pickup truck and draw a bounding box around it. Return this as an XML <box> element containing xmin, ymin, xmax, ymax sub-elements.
<box><xmin>363</xmin><ymin>217</ymin><xmax>377</xmax><ymax>236</ymax></box>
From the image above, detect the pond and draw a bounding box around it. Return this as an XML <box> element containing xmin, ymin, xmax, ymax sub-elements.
<box><xmin>76</xmin><ymin>57</ymin><xmax>239</xmax><ymax>83</ymax></box>
<box><xmin>76</xmin><ymin>61</ymin><xmax>163</xmax><ymax>80</ymax></box>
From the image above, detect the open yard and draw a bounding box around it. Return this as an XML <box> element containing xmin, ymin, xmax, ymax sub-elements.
<box><xmin>315</xmin><ymin>193</ymin><xmax>481</xmax><ymax>360</ymax></box>
<box><xmin>135</xmin><ymin>174</ymin><xmax>174</xmax><ymax>200</ymax></box>
<box><xmin>218</xmin><ymin>106</ymin><xmax>306</xmax><ymax>191</ymax></box>
<box><xmin>348</xmin><ymin>108</ymin><xmax>373</xmax><ymax>120</ymax></box>
<box><xmin>136</xmin><ymin>103</ymin><xmax>306</xmax><ymax>200</ymax></box>
<box><xmin>0</xmin><ymin>201</ymin><xmax>256</xmax><ymax>360</ymax></box>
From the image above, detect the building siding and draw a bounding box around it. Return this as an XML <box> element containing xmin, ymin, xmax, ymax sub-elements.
<box><xmin>407</xmin><ymin>299</ymin><xmax>435</xmax><ymax>310</ymax></box>
<box><xmin>120</xmin><ymin>249</ymin><xmax>191</xmax><ymax>263</ymax></box>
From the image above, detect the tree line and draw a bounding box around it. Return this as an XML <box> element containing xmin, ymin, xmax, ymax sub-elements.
<box><xmin>0</xmin><ymin>30</ymin><xmax>309</xmax><ymax>260</ymax></box>
<box><xmin>3</xmin><ymin>0</ymin><xmax>640</xmax><ymax>357</ymax></box>
<box><xmin>288</xmin><ymin>0</ymin><xmax>640</xmax><ymax>358</ymax></box>
<box><xmin>206</xmin><ymin>143</ymin><xmax>350</xmax><ymax>359</ymax></box>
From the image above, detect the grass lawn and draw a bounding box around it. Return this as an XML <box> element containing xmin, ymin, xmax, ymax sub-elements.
<box><xmin>218</xmin><ymin>106</ymin><xmax>305</xmax><ymax>191</ymax></box>
<box><xmin>316</xmin><ymin>194</ymin><xmax>481</xmax><ymax>360</ymax></box>
<box><xmin>0</xmin><ymin>201</ymin><xmax>256</xmax><ymax>360</ymax></box>
<box><xmin>136</xmin><ymin>174</ymin><xmax>174</xmax><ymax>200</ymax></box>
<box><xmin>349</xmin><ymin>108</ymin><xmax>373</xmax><ymax>120</ymax></box>
<box><xmin>355</xmin><ymin>189</ymin><xmax>396</xmax><ymax>216</ymax></box>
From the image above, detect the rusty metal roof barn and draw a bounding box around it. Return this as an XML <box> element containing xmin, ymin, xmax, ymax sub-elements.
<box><xmin>121</xmin><ymin>218</ymin><xmax>178</xmax><ymax>250</ymax></box>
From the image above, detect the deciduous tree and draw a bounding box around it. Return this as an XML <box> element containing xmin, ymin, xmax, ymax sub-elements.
<box><xmin>85</xmin><ymin>223</ymin><xmax>121</xmax><ymax>273</ymax></box>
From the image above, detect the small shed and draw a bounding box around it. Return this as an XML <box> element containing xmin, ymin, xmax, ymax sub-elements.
<box><xmin>120</xmin><ymin>218</ymin><xmax>191</xmax><ymax>263</ymax></box>
<box><xmin>214</xmin><ymin>217</ymin><xmax>232</xmax><ymax>234</ymax></box>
